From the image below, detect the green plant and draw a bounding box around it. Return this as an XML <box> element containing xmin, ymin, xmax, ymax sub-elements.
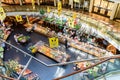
<box><xmin>5</xmin><ymin>60</ymin><xmax>19</xmax><ymax>75</ymax></box>
<box><xmin>39</xmin><ymin>9</ymin><xmax>45</xmax><ymax>15</ymax></box>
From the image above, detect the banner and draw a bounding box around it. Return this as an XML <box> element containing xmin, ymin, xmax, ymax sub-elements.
<box><xmin>49</xmin><ymin>37</ymin><xmax>59</xmax><ymax>48</ymax></box>
<box><xmin>15</xmin><ymin>15</ymin><xmax>23</xmax><ymax>22</ymax></box>
<box><xmin>0</xmin><ymin>7</ymin><xmax>6</xmax><ymax>21</ymax></box>
<box><xmin>47</xmin><ymin>6</ymin><xmax>50</xmax><ymax>13</ymax></box>
<box><xmin>58</xmin><ymin>1</ymin><xmax>62</xmax><ymax>11</ymax></box>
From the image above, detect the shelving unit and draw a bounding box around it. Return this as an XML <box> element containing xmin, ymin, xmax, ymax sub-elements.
<box><xmin>33</xmin><ymin>40</ymin><xmax>70</xmax><ymax>63</ymax></box>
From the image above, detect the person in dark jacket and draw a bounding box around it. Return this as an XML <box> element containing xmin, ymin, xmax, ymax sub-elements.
<box><xmin>65</xmin><ymin>39</ymin><xmax>68</xmax><ymax>49</ymax></box>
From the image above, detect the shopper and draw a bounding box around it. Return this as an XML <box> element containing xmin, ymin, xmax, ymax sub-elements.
<box><xmin>65</xmin><ymin>39</ymin><xmax>68</xmax><ymax>49</ymax></box>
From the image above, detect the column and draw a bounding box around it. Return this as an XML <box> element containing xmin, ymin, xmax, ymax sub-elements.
<box><xmin>54</xmin><ymin>0</ymin><xmax>56</xmax><ymax>6</ymax></box>
<box><xmin>19</xmin><ymin>0</ymin><xmax>22</xmax><ymax>5</ymax></box>
<box><xmin>70</xmin><ymin>0</ymin><xmax>73</xmax><ymax>8</ymax></box>
<box><xmin>37</xmin><ymin>0</ymin><xmax>40</xmax><ymax>5</ymax></box>
<box><xmin>110</xmin><ymin>3</ymin><xmax>119</xmax><ymax>20</ymax></box>
<box><xmin>0</xmin><ymin>0</ymin><xmax>1</xmax><ymax>6</ymax></box>
<box><xmin>89</xmin><ymin>0</ymin><xmax>94</xmax><ymax>12</ymax></box>
<box><xmin>78</xmin><ymin>0</ymin><xmax>81</xmax><ymax>8</ymax></box>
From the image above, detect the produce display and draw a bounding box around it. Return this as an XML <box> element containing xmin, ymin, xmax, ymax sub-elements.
<box><xmin>0</xmin><ymin>27</ymin><xmax>11</xmax><ymax>40</ymax></box>
<box><xmin>32</xmin><ymin>41</ymin><xmax>70</xmax><ymax>62</ymax></box>
<box><xmin>14</xmin><ymin>34</ymin><xmax>30</xmax><ymax>43</ymax></box>
<box><xmin>0</xmin><ymin>60</ymin><xmax>40</xmax><ymax>80</ymax></box>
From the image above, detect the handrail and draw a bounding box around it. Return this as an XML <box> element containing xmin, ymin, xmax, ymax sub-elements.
<box><xmin>53</xmin><ymin>56</ymin><xmax>120</xmax><ymax>80</ymax></box>
<box><xmin>0</xmin><ymin>74</ymin><xmax>17</xmax><ymax>80</ymax></box>
<box><xmin>1</xmin><ymin>38</ymin><xmax>120</xmax><ymax>67</ymax></box>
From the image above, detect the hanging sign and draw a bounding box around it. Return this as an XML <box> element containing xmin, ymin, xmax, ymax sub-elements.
<box><xmin>47</xmin><ymin>6</ymin><xmax>51</xmax><ymax>13</ymax></box>
<box><xmin>58</xmin><ymin>1</ymin><xmax>62</xmax><ymax>11</ymax></box>
<box><xmin>0</xmin><ymin>7</ymin><xmax>6</xmax><ymax>21</ymax></box>
<box><xmin>15</xmin><ymin>15</ymin><xmax>23</xmax><ymax>22</ymax></box>
<box><xmin>49</xmin><ymin>37</ymin><xmax>59</xmax><ymax>48</ymax></box>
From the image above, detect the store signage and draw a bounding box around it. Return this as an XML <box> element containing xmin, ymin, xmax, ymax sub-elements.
<box><xmin>15</xmin><ymin>15</ymin><xmax>23</xmax><ymax>22</ymax></box>
<box><xmin>49</xmin><ymin>37</ymin><xmax>59</xmax><ymax>48</ymax></box>
<box><xmin>47</xmin><ymin>6</ymin><xmax>50</xmax><ymax>13</ymax></box>
<box><xmin>0</xmin><ymin>7</ymin><xmax>6</xmax><ymax>21</ymax></box>
<box><xmin>58</xmin><ymin>1</ymin><xmax>62</xmax><ymax>11</ymax></box>
<box><xmin>57</xmin><ymin>1</ymin><xmax>62</xmax><ymax>16</ymax></box>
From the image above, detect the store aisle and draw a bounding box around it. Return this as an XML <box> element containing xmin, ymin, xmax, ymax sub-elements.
<box><xmin>4</xmin><ymin>23</ymin><xmax>75</xmax><ymax>80</ymax></box>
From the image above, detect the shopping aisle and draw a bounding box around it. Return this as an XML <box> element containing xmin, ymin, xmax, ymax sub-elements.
<box><xmin>4</xmin><ymin>23</ymin><xmax>75</xmax><ymax>80</ymax></box>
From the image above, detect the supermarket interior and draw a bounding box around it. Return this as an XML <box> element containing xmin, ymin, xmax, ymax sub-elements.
<box><xmin>0</xmin><ymin>0</ymin><xmax>120</xmax><ymax>80</ymax></box>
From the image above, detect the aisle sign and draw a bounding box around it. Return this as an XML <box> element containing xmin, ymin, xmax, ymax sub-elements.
<box><xmin>49</xmin><ymin>37</ymin><xmax>59</xmax><ymax>48</ymax></box>
<box><xmin>0</xmin><ymin>7</ymin><xmax>6</xmax><ymax>21</ymax></box>
<box><xmin>15</xmin><ymin>15</ymin><xmax>23</xmax><ymax>22</ymax></box>
<box><xmin>47</xmin><ymin>6</ymin><xmax>50</xmax><ymax>13</ymax></box>
<box><xmin>58</xmin><ymin>1</ymin><xmax>62</xmax><ymax>11</ymax></box>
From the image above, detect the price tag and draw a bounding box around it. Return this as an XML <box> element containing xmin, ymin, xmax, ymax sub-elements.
<box><xmin>49</xmin><ymin>37</ymin><xmax>59</xmax><ymax>48</ymax></box>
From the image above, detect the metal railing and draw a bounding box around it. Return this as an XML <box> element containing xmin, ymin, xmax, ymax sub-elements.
<box><xmin>1</xmin><ymin>38</ymin><xmax>120</xmax><ymax>80</ymax></box>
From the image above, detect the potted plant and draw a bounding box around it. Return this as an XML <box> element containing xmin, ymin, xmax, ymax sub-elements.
<box><xmin>39</xmin><ymin>9</ymin><xmax>45</xmax><ymax>16</ymax></box>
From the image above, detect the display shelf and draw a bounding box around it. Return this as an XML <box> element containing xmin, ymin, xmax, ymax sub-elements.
<box><xmin>24</xmin><ymin>23</ymin><xmax>114</xmax><ymax>58</ymax></box>
<box><xmin>14</xmin><ymin>34</ymin><xmax>30</xmax><ymax>44</ymax></box>
<box><xmin>33</xmin><ymin>41</ymin><xmax>70</xmax><ymax>63</ymax></box>
<box><xmin>0</xmin><ymin>27</ymin><xmax>11</xmax><ymax>40</ymax></box>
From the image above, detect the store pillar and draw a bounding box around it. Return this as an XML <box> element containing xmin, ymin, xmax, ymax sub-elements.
<box><xmin>19</xmin><ymin>0</ymin><xmax>23</xmax><ymax>5</ymax></box>
<box><xmin>54</xmin><ymin>0</ymin><xmax>57</xmax><ymax>6</ymax></box>
<box><xmin>89</xmin><ymin>0</ymin><xmax>94</xmax><ymax>13</ymax></box>
<box><xmin>37</xmin><ymin>0</ymin><xmax>40</xmax><ymax>5</ymax></box>
<box><xmin>110</xmin><ymin>3</ymin><xmax>119</xmax><ymax>20</ymax></box>
<box><xmin>69</xmin><ymin>0</ymin><xmax>73</xmax><ymax>9</ymax></box>
<box><xmin>0</xmin><ymin>1</ymin><xmax>1</xmax><ymax>6</ymax></box>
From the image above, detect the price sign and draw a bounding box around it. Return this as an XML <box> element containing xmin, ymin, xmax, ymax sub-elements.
<box><xmin>58</xmin><ymin>1</ymin><xmax>62</xmax><ymax>11</ymax></box>
<box><xmin>15</xmin><ymin>15</ymin><xmax>23</xmax><ymax>22</ymax></box>
<box><xmin>0</xmin><ymin>7</ymin><xmax>6</xmax><ymax>21</ymax></box>
<box><xmin>49</xmin><ymin>37</ymin><xmax>59</xmax><ymax>48</ymax></box>
<box><xmin>47</xmin><ymin>6</ymin><xmax>50</xmax><ymax>13</ymax></box>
